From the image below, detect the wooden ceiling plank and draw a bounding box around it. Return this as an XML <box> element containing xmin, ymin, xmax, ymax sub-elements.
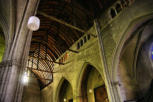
<box><xmin>38</xmin><ymin>11</ymin><xmax>86</xmax><ymax>33</ymax></box>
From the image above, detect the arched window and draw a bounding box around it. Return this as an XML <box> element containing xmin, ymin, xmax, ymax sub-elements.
<box><xmin>110</xmin><ymin>8</ymin><xmax>116</xmax><ymax>18</ymax></box>
<box><xmin>58</xmin><ymin>79</ymin><xmax>73</xmax><ymax>102</ymax></box>
<box><xmin>84</xmin><ymin>36</ymin><xmax>87</xmax><ymax>43</ymax></box>
<box><xmin>116</xmin><ymin>3</ymin><xmax>122</xmax><ymax>13</ymax></box>
<box><xmin>80</xmin><ymin>39</ymin><xmax>83</xmax><ymax>46</ymax></box>
<box><xmin>77</xmin><ymin>42</ymin><xmax>80</xmax><ymax>49</ymax></box>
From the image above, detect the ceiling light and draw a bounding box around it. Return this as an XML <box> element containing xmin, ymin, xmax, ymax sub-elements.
<box><xmin>27</xmin><ymin>16</ymin><xmax>40</xmax><ymax>31</ymax></box>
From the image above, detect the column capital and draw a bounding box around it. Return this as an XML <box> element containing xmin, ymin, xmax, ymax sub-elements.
<box><xmin>0</xmin><ymin>59</ymin><xmax>22</xmax><ymax>68</ymax></box>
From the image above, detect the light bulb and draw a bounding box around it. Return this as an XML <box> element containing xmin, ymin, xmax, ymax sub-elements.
<box><xmin>64</xmin><ymin>98</ymin><xmax>67</xmax><ymax>102</ymax></box>
<box><xmin>89</xmin><ymin>89</ymin><xmax>92</xmax><ymax>93</ymax></box>
<box><xmin>27</xmin><ymin>16</ymin><xmax>40</xmax><ymax>31</ymax></box>
<box><xmin>22</xmin><ymin>72</ymin><xmax>29</xmax><ymax>84</ymax></box>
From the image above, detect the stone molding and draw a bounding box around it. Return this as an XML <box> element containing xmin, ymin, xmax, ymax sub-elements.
<box><xmin>0</xmin><ymin>59</ymin><xmax>22</xmax><ymax>68</ymax></box>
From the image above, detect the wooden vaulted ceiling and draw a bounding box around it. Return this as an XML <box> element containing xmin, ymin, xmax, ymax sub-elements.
<box><xmin>28</xmin><ymin>0</ymin><xmax>116</xmax><ymax>87</ymax></box>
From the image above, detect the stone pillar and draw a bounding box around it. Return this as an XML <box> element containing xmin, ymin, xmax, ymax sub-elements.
<box><xmin>0</xmin><ymin>0</ymin><xmax>39</xmax><ymax>102</ymax></box>
<box><xmin>94</xmin><ymin>19</ymin><xmax>121</xmax><ymax>102</ymax></box>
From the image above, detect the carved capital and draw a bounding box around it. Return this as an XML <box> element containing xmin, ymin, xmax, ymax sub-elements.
<box><xmin>0</xmin><ymin>59</ymin><xmax>22</xmax><ymax>68</ymax></box>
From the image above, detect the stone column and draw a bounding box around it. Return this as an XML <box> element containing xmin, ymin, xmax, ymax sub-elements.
<box><xmin>0</xmin><ymin>0</ymin><xmax>39</xmax><ymax>102</ymax></box>
<box><xmin>94</xmin><ymin>19</ymin><xmax>121</xmax><ymax>102</ymax></box>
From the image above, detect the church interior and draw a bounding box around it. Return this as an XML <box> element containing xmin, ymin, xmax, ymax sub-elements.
<box><xmin>0</xmin><ymin>0</ymin><xmax>153</xmax><ymax>102</ymax></box>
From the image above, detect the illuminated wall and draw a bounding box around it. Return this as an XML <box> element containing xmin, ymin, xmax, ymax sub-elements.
<box><xmin>0</xmin><ymin>34</ymin><xmax>5</xmax><ymax>62</ymax></box>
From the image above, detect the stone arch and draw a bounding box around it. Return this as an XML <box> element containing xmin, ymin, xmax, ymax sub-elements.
<box><xmin>55</xmin><ymin>77</ymin><xmax>73</xmax><ymax>102</ymax></box>
<box><xmin>77</xmin><ymin>62</ymin><xmax>109</xmax><ymax>102</ymax></box>
<box><xmin>0</xmin><ymin>12</ymin><xmax>8</xmax><ymax>61</ymax></box>
<box><xmin>112</xmin><ymin>14</ymin><xmax>153</xmax><ymax>80</ymax></box>
<box><xmin>112</xmin><ymin>14</ymin><xmax>153</xmax><ymax>101</ymax></box>
<box><xmin>77</xmin><ymin>62</ymin><xmax>101</xmax><ymax>92</ymax></box>
<box><xmin>0</xmin><ymin>0</ymin><xmax>15</xmax><ymax>60</ymax></box>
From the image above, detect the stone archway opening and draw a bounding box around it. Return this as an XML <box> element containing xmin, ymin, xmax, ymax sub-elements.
<box><xmin>80</xmin><ymin>64</ymin><xmax>109</xmax><ymax>102</ymax></box>
<box><xmin>58</xmin><ymin>79</ymin><xmax>73</xmax><ymax>102</ymax></box>
<box><xmin>117</xmin><ymin>21</ymin><xmax>153</xmax><ymax>102</ymax></box>
<box><xmin>0</xmin><ymin>26</ymin><xmax>5</xmax><ymax>62</ymax></box>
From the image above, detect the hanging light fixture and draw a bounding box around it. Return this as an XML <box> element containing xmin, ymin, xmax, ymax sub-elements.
<box><xmin>27</xmin><ymin>16</ymin><xmax>40</xmax><ymax>31</ymax></box>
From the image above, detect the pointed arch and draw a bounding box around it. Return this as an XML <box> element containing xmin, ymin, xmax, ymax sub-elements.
<box><xmin>112</xmin><ymin>14</ymin><xmax>153</xmax><ymax>101</ymax></box>
<box><xmin>0</xmin><ymin>0</ymin><xmax>15</xmax><ymax>60</ymax></box>
<box><xmin>112</xmin><ymin>14</ymin><xmax>153</xmax><ymax>81</ymax></box>
<box><xmin>77</xmin><ymin>62</ymin><xmax>109</xmax><ymax>102</ymax></box>
<box><xmin>55</xmin><ymin>77</ymin><xmax>73</xmax><ymax>102</ymax></box>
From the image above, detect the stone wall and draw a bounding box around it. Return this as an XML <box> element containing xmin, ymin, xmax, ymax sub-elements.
<box><xmin>22</xmin><ymin>72</ymin><xmax>41</xmax><ymax>102</ymax></box>
<box><xmin>41</xmin><ymin>25</ymin><xmax>105</xmax><ymax>102</ymax></box>
<box><xmin>40</xmin><ymin>0</ymin><xmax>153</xmax><ymax>102</ymax></box>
